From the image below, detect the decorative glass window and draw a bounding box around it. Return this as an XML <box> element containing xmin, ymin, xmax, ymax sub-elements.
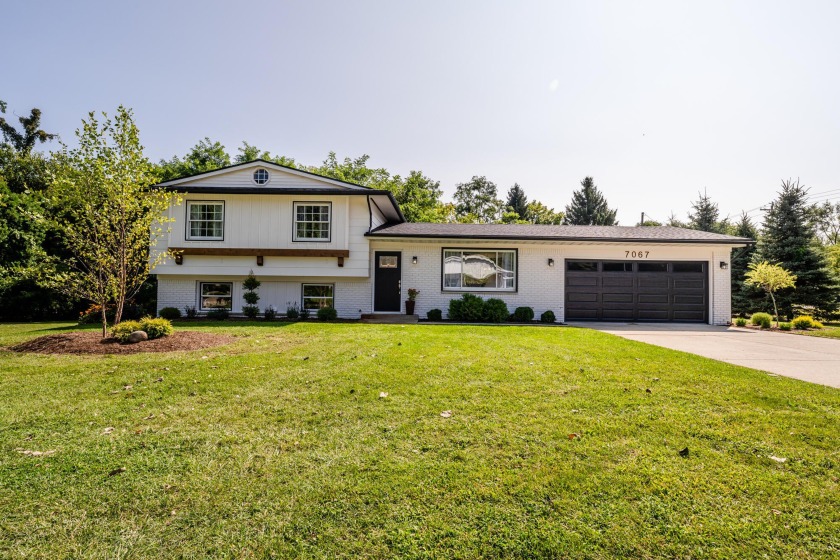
<box><xmin>253</xmin><ymin>168</ymin><xmax>270</xmax><ymax>185</ymax></box>
<box><xmin>443</xmin><ymin>249</ymin><xmax>516</xmax><ymax>291</ymax></box>
<box><xmin>302</xmin><ymin>284</ymin><xmax>334</xmax><ymax>310</ymax></box>
<box><xmin>200</xmin><ymin>282</ymin><xmax>232</xmax><ymax>310</ymax></box>
<box><xmin>293</xmin><ymin>202</ymin><xmax>331</xmax><ymax>241</ymax></box>
<box><xmin>378</xmin><ymin>255</ymin><xmax>398</xmax><ymax>268</ymax></box>
<box><xmin>187</xmin><ymin>201</ymin><xmax>224</xmax><ymax>240</ymax></box>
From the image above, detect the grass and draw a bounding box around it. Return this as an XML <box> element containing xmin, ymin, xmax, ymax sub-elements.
<box><xmin>1</xmin><ymin>321</ymin><xmax>838</xmax><ymax>559</ymax></box>
<box><xmin>796</xmin><ymin>322</ymin><xmax>840</xmax><ymax>339</ymax></box>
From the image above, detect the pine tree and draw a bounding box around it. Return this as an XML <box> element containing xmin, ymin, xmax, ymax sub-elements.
<box><xmin>505</xmin><ymin>184</ymin><xmax>528</xmax><ymax>219</ymax></box>
<box><xmin>731</xmin><ymin>212</ymin><xmax>761</xmax><ymax>315</ymax></box>
<box><xmin>688</xmin><ymin>190</ymin><xmax>724</xmax><ymax>232</ymax></box>
<box><xmin>758</xmin><ymin>179</ymin><xmax>839</xmax><ymax>318</ymax></box>
<box><xmin>564</xmin><ymin>177</ymin><xmax>617</xmax><ymax>225</ymax></box>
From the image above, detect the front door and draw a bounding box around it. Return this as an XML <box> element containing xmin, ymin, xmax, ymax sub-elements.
<box><xmin>374</xmin><ymin>252</ymin><xmax>401</xmax><ymax>312</ymax></box>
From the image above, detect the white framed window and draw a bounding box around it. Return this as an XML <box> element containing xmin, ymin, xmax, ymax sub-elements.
<box><xmin>293</xmin><ymin>202</ymin><xmax>331</xmax><ymax>241</ymax></box>
<box><xmin>302</xmin><ymin>284</ymin><xmax>334</xmax><ymax>310</ymax></box>
<box><xmin>252</xmin><ymin>168</ymin><xmax>270</xmax><ymax>185</ymax></box>
<box><xmin>442</xmin><ymin>249</ymin><xmax>517</xmax><ymax>292</ymax></box>
<box><xmin>199</xmin><ymin>282</ymin><xmax>232</xmax><ymax>310</ymax></box>
<box><xmin>187</xmin><ymin>201</ymin><xmax>224</xmax><ymax>240</ymax></box>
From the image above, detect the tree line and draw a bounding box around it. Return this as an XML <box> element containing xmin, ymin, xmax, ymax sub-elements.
<box><xmin>1</xmin><ymin>101</ymin><xmax>838</xmax><ymax>321</ymax></box>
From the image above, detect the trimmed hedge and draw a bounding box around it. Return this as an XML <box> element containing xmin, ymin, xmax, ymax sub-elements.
<box><xmin>448</xmin><ymin>294</ymin><xmax>485</xmax><ymax>322</ymax></box>
<box><xmin>512</xmin><ymin>307</ymin><xmax>534</xmax><ymax>322</ymax></box>
<box><xmin>317</xmin><ymin>307</ymin><xmax>337</xmax><ymax>321</ymax></box>
<box><xmin>779</xmin><ymin>322</ymin><xmax>792</xmax><ymax>331</ymax></box>
<box><xmin>158</xmin><ymin>307</ymin><xmax>181</xmax><ymax>320</ymax></box>
<box><xmin>483</xmin><ymin>298</ymin><xmax>509</xmax><ymax>323</ymax></box>
<box><xmin>540</xmin><ymin>310</ymin><xmax>556</xmax><ymax>323</ymax></box>
<box><xmin>427</xmin><ymin>309</ymin><xmax>443</xmax><ymax>321</ymax></box>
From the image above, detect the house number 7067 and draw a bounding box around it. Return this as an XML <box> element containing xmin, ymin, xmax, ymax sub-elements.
<box><xmin>625</xmin><ymin>250</ymin><xmax>650</xmax><ymax>258</ymax></box>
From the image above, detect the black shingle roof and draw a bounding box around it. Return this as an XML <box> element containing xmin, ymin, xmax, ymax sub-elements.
<box><xmin>367</xmin><ymin>223</ymin><xmax>752</xmax><ymax>244</ymax></box>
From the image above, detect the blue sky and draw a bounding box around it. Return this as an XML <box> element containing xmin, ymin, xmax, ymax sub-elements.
<box><xmin>3</xmin><ymin>0</ymin><xmax>839</xmax><ymax>224</ymax></box>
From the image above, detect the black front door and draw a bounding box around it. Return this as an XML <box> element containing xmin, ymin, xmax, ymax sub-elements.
<box><xmin>374</xmin><ymin>252</ymin><xmax>401</xmax><ymax>312</ymax></box>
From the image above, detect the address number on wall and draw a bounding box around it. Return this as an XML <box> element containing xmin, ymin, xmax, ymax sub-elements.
<box><xmin>625</xmin><ymin>250</ymin><xmax>650</xmax><ymax>258</ymax></box>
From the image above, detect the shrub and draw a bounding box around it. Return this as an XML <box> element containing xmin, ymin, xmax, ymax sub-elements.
<box><xmin>264</xmin><ymin>305</ymin><xmax>277</xmax><ymax>321</ymax></box>
<box><xmin>734</xmin><ymin>317</ymin><xmax>747</xmax><ymax>327</ymax></box>
<box><xmin>317</xmin><ymin>306</ymin><xmax>337</xmax><ymax>321</ymax></box>
<box><xmin>140</xmin><ymin>316</ymin><xmax>174</xmax><ymax>339</ymax></box>
<box><xmin>791</xmin><ymin>315</ymin><xmax>822</xmax><ymax>330</ymax></box>
<box><xmin>158</xmin><ymin>307</ymin><xmax>181</xmax><ymax>320</ymax></box>
<box><xmin>540</xmin><ymin>310</ymin><xmax>556</xmax><ymax>323</ymax></box>
<box><xmin>206</xmin><ymin>309</ymin><xmax>229</xmax><ymax>320</ymax></box>
<box><xmin>512</xmin><ymin>306</ymin><xmax>534</xmax><ymax>322</ymax></box>
<box><xmin>483</xmin><ymin>298</ymin><xmax>509</xmax><ymax>323</ymax></box>
<box><xmin>427</xmin><ymin>308</ymin><xmax>443</xmax><ymax>321</ymax></box>
<box><xmin>751</xmin><ymin>312</ymin><xmax>772</xmax><ymax>328</ymax></box>
<box><xmin>299</xmin><ymin>306</ymin><xmax>311</xmax><ymax>320</ymax></box>
<box><xmin>779</xmin><ymin>322</ymin><xmax>792</xmax><ymax>331</ymax></box>
<box><xmin>448</xmin><ymin>293</ymin><xmax>485</xmax><ymax>322</ymax></box>
<box><xmin>184</xmin><ymin>305</ymin><xmax>197</xmax><ymax>318</ymax></box>
<box><xmin>111</xmin><ymin>320</ymin><xmax>143</xmax><ymax>343</ymax></box>
<box><xmin>242</xmin><ymin>304</ymin><xmax>260</xmax><ymax>319</ymax></box>
<box><xmin>286</xmin><ymin>302</ymin><xmax>300</xmax><ymax>319</ymax></box>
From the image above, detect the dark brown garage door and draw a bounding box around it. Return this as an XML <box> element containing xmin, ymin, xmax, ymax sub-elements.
<box><xmin>565</xmin><ymin>260</ymin><xmax>708</xmax><ymax>322</ymax></box>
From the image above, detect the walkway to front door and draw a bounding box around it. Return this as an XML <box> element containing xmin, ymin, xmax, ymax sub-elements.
<box><xmin>573</xmin><ymin>322</ymin><xmax>840</xmax><ymax>388</ymax></box>
<box><xmin>374</xmin><ymin>251</ymin><xmax>401</xmax><ymax>312</ymax></box>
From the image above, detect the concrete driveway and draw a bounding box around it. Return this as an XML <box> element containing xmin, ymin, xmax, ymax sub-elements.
<box><xmin>571</xmin><ymin>322</ymin><xmax>840</xmax><ymax>389</ymax></box>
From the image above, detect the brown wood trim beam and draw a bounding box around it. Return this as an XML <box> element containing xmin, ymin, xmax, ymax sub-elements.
<box><xmin>169</xmin><ymin>247</ymin><xmax>349</xmax><ymax>258</ymax></box>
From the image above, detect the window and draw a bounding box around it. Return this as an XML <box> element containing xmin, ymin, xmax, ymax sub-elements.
<box><xmin>187</xmin><ymin>201</ymin><xmax>224</xmax><ymax>240</ymax></box>
<box><xmin>200</xmin><ymin>282</ymin><xmax>232</xmax><ymax>310</ymax></box>
<box><xmin>638</xmin><ymin>262</ymin><xmax>668</xmax><ymax>273</ymax></box>
<box><xmin>567</xmin><ymin>261</ymin><xmax>598</xmax><ymax>272</ymax></box>
<box><xmin>294</xmin><ymin>203</ymin><xmax>331</xmax><ymax>241</ymax></box>
<box><xmin>378</xmin><ymin>255</ymin><xmax>398</xmax><ymax>268</ymax></box>
<box><xmin>252</xmin><ymin>168</ymin><xmax>270</xmax><ymax>185</ymax></box>
<box><xmin>302</xmin><ymin>284</ymin><xmax>334</xmax><ymax>310</ymax></box>
<box><xmin>443</xmin><ymin>249</ymin><xmax>516</xmax><ymax>291</ymax></box>
<box><xmin>672</xmin><ymin>262</ymin><xmax>704</xmax><ymax>273</ymax></box>
<box><xmin>603</xmin><ymin>261</ymin><xmax>633</xmax><ymax>272</ymax></box>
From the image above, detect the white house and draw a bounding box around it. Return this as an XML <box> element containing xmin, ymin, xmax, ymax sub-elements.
<box><xmin>153</xmin><ymin>160</ymin><xmax>752</xmax><ymax>324</ymax></box>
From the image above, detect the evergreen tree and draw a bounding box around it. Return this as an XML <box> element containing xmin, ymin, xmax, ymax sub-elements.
<box><xmin>454</xmin><ymin>176</ymin><xmax>501</xmax><ymax>223</ymax></box>
<box><xmin>688</xmin><ymin>190</ymin><xmax>725</xmax><ymax>232</ymax></box>
<box><xmin>757</xmin><ymin>179</ymin><xmax>839</xmax><ymax>318</ymax></box>
<box><xmin>731</xmin><ymin>212</ymin><xmax>761</xmax><ymax>315</ymax></box>
<box><xmin>505</xmin><ymin>184</ymin><xmax>528</xmax><ymax>219</ymax></box>
<box><xmin>564</xmin><ymin>177</ymin><xmax>617</xmax><ymax>225</ymax></box>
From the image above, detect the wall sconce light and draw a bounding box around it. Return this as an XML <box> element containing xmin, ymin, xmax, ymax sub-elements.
<box><xmin>256</xmin><ymin>255</ymin><xmax>264</xmax><ymax>266</ymax></box>
<box><xmin>174</xmin><ymin>253</ymin><xmax>183</xmax><ymax>265</ymax></box>
<box><xmin>548</xmin><ymin>258</ymin><xmax>555</xmax><ymax>267</ymax></box>
<box><xmin>412</xmin><ymin>256</ymin><xmax>418</xmax><ymax>264</ymax></box>
<box><xmin>720</xmin><ymin>261</ymin><xmax>728</xmax><ymax>270</ymax></box>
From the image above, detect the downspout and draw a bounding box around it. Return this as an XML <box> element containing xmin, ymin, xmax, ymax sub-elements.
<box><xmin>366</xmin><ymin>195</ymin><xmax>373</xmax><ymax>233</ymax></box>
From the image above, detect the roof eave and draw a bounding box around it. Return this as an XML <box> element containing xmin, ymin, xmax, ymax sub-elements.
<box><xmin>365</xmin><ymin>232</ymin><xmax>753</xmax><ymax>245</ymax></box>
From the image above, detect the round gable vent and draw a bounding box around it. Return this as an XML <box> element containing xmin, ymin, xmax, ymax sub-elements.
<box><xmin>253</xmin><ymin>168</ymin><xmax>270</xmax><ymax>185</ymax></box>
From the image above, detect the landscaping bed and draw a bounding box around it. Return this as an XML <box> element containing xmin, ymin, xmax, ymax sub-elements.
<box><xmin>9</xmin><ymin>330</ymin><xmax>234</xmax><ymax>355</ymax></box>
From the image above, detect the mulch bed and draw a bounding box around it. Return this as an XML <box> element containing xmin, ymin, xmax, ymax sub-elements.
<box><xmin>9</xmin><ymin>331</ymin><xmax>235</xmax><ymax>355</ymax></box>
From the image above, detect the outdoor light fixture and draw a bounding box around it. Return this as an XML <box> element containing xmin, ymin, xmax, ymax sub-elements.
<box><xmin>720</xmin><ymin>261</ymin><xmax>728</xmax><ymax>270</ymax></box>
<box><xmin>174</xmin><ymin>253</ymin><xmax>183</xmax><ymax>265</ymax></box>
<box><xmin>256</xmin><ymin>255</ymin><xmax>264</xmax><ymax>266</ymax></box>
<box><xmin>412</xmin><ymin>256</ymin><xmax>418</xmax><ymax>264</ymax></box>
<box><xmin>548</xmin><ymin>258</ymin><xmax>555</xmax><ymax>267</ymax></box>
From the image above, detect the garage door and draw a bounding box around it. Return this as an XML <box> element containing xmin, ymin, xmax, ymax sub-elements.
<box><xmin>565</xmin><ymin>260</ymin><xmax>708</xmax><ymax>322</ymax></box>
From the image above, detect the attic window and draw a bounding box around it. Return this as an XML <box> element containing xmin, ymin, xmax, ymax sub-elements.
<box><xmin>253</xmin><ymin>168</ymin><xmax>270</xmax><ymax>185</ymax></box>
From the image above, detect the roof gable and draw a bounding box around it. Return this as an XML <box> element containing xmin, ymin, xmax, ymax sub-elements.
<box><xmin>155</xmin><ymin>159</ymin><xmax>369</xmax><ymax>191</ymax></box>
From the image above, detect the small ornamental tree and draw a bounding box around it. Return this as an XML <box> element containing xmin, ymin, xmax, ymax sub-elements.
<box><xmin>744</xmin><ymin>262</ymin><xmax>797</xmax><ymax>327</ymax></box>
<box><xmin>242</xmin><ymin>270</ymin><xmax>261</xmax><ymax>318</ymax></box>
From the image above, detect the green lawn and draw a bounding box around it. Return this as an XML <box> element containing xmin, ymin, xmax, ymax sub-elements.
<box><xmin>797</xmin><ymin>322</ymin><xmax>840</xmax><ymax>339</ymax></box>
<box><xmin>1</xmin><ymin>322</ymin><xmax>838</xmax><ymax>559</ymax></box>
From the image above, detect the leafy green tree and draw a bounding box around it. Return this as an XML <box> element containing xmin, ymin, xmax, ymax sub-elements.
<box><xmin>730</xmin><ymin>212</ymin><xmax>761</xmax><ymax>315</ymax></box>
<box><xmin>234</xmin><ymin>141</ymin><xmax>298</xmax><ymax>168</ymax></box>
<box><xmin>158</xmin><ymin>137</ymin><xmax>231</xmax><ymax>180</ymax></box>
<box><xmin>757</xmin><ymin>179</ymin><xmax>839</xmax><ymax>318</ymax></box>
<box><xmin>50</xmin><ymin>107</ymin><xmax>179</xmax><ymax>336</ymax></box>
<box><xmin>564</xmin><ymin>177</ymin><xmax>617</xmax><ymax>225</ymax></box>
<box><xmin>393</xmin><ymin>170</ymin><xmax>444</xmax><ymax>223</ymax></box>
<box><xmin>744</xmin><ymin>261</ymin><xmax>797</xmax><ymax>326</ymax></box>
<box><xmin>0</xmin><ymin>100</ymin><xmax>57</xmax><ymax>154</ymax></box>
<box><xmin>526</xmin><ymin>201</ymin><xmax>564</xmax><ymax>224</ymax></box>
<box><xmin>454</xmin><ymin>176</ymin><xmax>501</xmax><ymax>223</ymax></box>
<box><xmin>811</xmin><ymin>201</ymin><xmax>840</xmax><ymax>245</ymax></box>
<box><xmin>313</xmin><ymin>152</ymin><xmax>392</xmax><ymax>189</ymax></box>
<box><xmin>505</xmin><ymin>184</ymin><xmax>528</xmax><ymax>219</ymax></box>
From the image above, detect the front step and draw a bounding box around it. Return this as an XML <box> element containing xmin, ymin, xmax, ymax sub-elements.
<box><xmin>361</xmin><ymin>314</ymin><xmax>419</xmax><ymax>324</ymax></box>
